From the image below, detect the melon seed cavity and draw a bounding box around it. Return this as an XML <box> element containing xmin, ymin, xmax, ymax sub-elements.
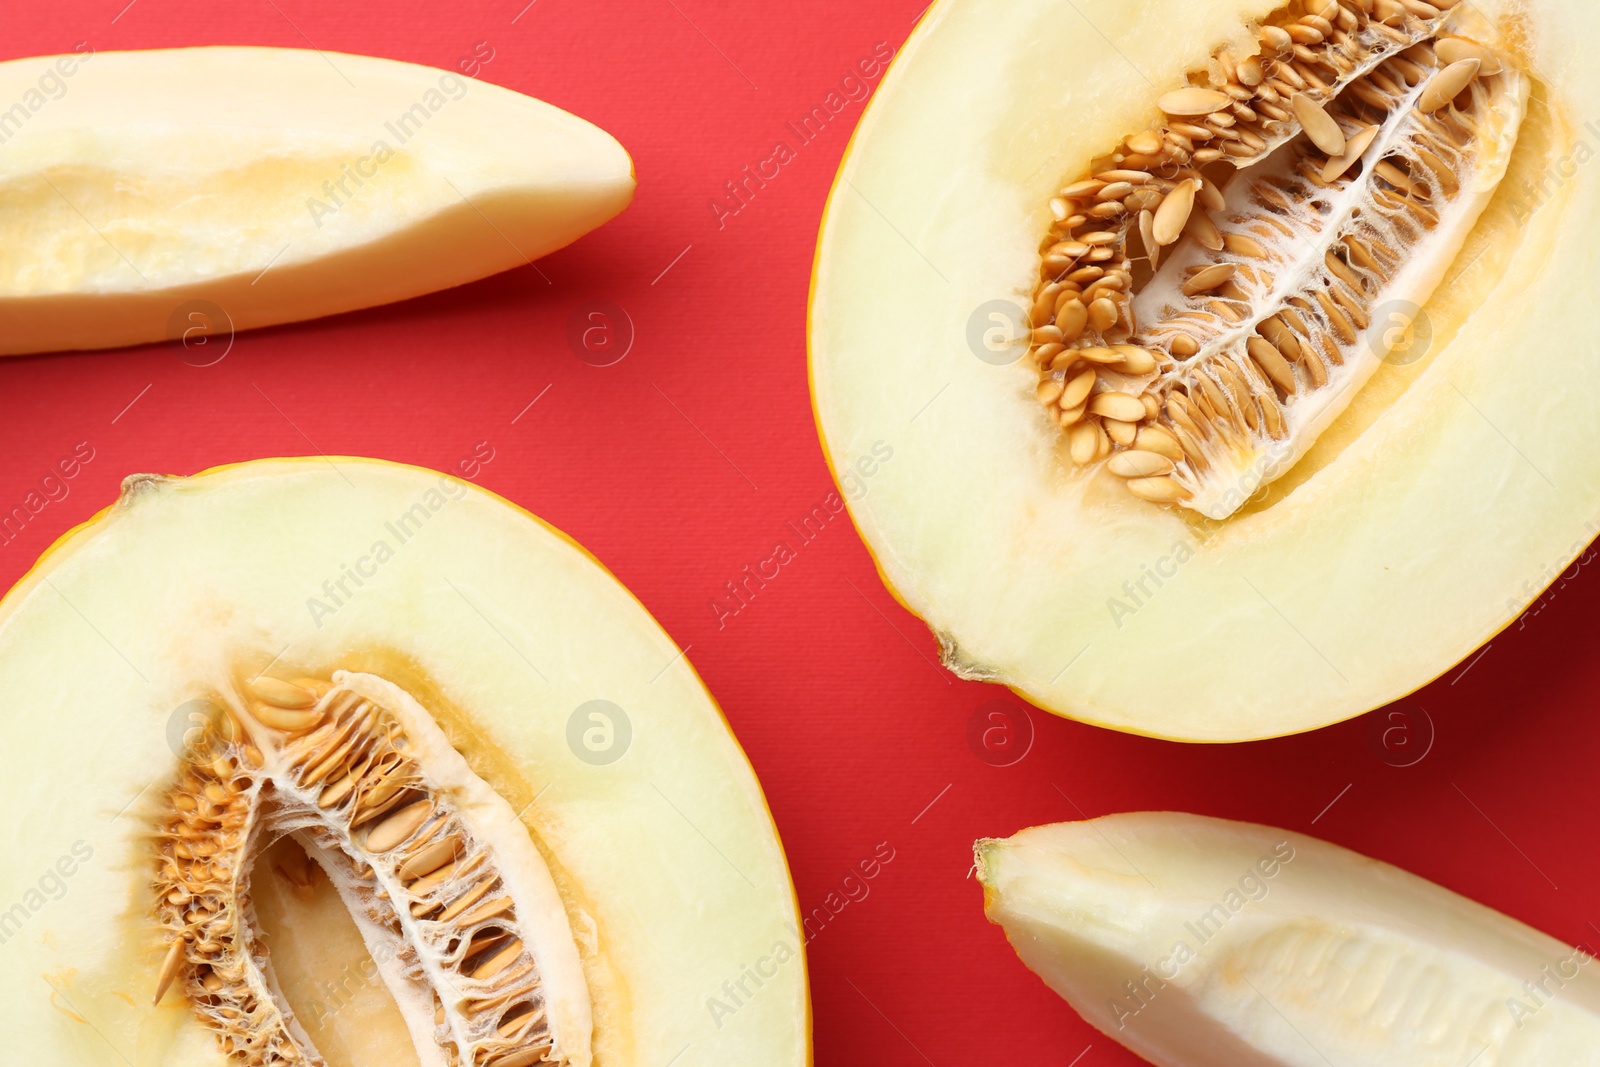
<box><xmin>1023</xmin><ymin>0</ymin><xmax>1527</xmax><ymax>519</ymax></box>
<box><xmin>153</xmin><ymin>671</ymin><xmax>587</xmax><ymax>1067</ymax></box>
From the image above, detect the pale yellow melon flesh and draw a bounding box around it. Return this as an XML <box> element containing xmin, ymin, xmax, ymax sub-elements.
<box><xmin>0</xmin><ymin>458</ymin><xmax>807</xmax><ymax>1066</ymax></box>
<box><xmin>0</xmin><ymin>47</ymin><xmax>635</xmax><ymax>355</ymax></box>
<box><xmin>978</xmin><ymin>814</ymin><xmax>1600</xmax><ymax>1066</ymax></box>
<box><xmin>809</xmin><ymin>0</ymin><xmax>1600</xmax><ymax>740</ymax></box>
<box><xmin>252</xmin><ymin>837</ymin><xmax>422</xmax><ymax>1067</ymax></box>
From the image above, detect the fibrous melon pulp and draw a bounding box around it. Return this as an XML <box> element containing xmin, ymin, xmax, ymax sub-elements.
<box><xmin>0</xmin><ymin>458</ymin><xmax>807</xmax><ymax>1067</ymax></box>
<box><xmin>810</xmin><ymin>0</ymin><xmax>1600</xmax><ymax>738</ymax></box>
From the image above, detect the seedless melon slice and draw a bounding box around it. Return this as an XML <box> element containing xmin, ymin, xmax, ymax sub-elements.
<box><xmin>0</xmin><ymin>47</ymin><xmax>634</xmax><ymax>355</ymax></box>
<box><xmin>977</xmin><ymin>813</ymin><xmax>1600</xmax><ymax>1066</ymax></box>
<box><xmin>0</xmin><ymin>458</ymin><xmax>807</xmax><ymax>1067</ymax></box>
<box><xmin>809</xmin><ymin>0</ymin><xmax>1600</xmax><ymax>739</ymax></box>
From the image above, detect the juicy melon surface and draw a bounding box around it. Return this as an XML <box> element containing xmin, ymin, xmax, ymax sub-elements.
<box><xmin>977</xmin><ymin>814</ymin><xmax>1600</xmax><ymax>1066</ymax></box>
<box><xmin>0</xmin><ymin>46</ymin><xmax>635</xmax><ymax>355</ymax></box>
<box><xmin>0</xmin><ymin>458</ymin><xmax>807</xmax><ymax>1066</ymax></box>
<box><xmin>809</xmin><ymin>0</ymin><xmax>1600</xmax><ymax>739</ymax></box>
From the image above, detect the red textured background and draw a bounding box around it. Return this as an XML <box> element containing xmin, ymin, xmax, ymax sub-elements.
<box><xmin>4</xmin><ymin>2</ymin><xmax>1598</xmax><ymax>1064</ymax></box>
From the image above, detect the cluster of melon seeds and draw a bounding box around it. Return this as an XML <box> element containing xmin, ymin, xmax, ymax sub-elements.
<box><xmin>1024</xmin><ymin>0</ymin><xmax>1528</xmax><ymax>519</ymax></box>
<box><xmin>153</xmin><ymin>671</ymin><xmax>589</xmax><ymax>1067</ymax></box>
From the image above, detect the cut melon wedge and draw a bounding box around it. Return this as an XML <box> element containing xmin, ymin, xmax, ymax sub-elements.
<box><xmin>0</xmin><ymin>458</ymin><xmax>807</xmax><ymax>1067</ymax></box>
<box><xmin>0</xmin><ymin>47</ymin><xmax>634</xmax><ymax>355</ymax></box>
<box><xmin>809</xmin><ymin>0</ymin><xmax>1600</xmax><ymax>739</ymax></box>
<box><xmin>977</xmin><ymin>813</ymin><xmax>1600</xmax><ymax>1066</ymax></box>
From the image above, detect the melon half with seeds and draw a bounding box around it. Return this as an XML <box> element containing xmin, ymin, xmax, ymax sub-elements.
<box><xmin>810</xmin><ymin>0</ymin><xmax>1600</xmax><ymax>738</ymax></box>
<box><xmin>0</xmin><ymin>458</ymin><xmax>808</xmax><ymax>1067</ymax></box>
